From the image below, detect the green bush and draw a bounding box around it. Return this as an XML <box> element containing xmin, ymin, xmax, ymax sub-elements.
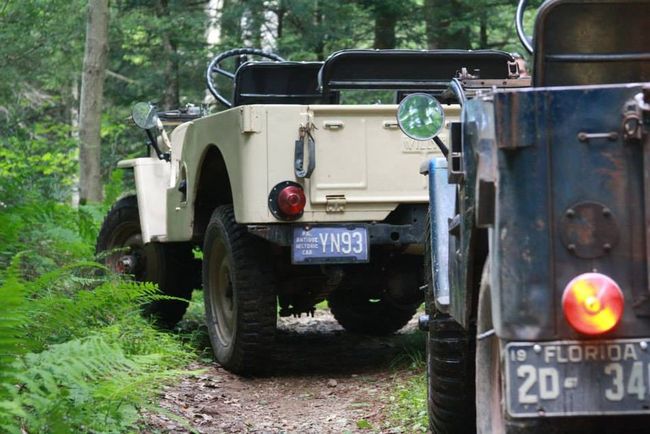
<box><xmin>0</xmin><ymin>200</ymin><xmax>194</xmax><ymax>433</ymax></box>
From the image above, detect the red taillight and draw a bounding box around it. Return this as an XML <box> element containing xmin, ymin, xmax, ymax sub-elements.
<box><xmin>277</xmin><ymin>185</ymin><xmax>306</xmax><ymax>217</ymax></box>
<box><xmin>562</xmin><ymin>273</ymin><xmax>624</xmax><ymax>335</ymax></box>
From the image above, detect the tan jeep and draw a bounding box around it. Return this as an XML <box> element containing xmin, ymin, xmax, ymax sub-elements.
<box><xmin>97</xmin><ymin>48</ymin><xmax>516</xmax><ymax>374</ymax></box>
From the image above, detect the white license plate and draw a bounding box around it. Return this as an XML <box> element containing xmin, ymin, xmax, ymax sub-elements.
<box><xmin>505</xmin><ymin>339</ymin><xmax>650</xmax><ymax>417</ymax></box>
<box><xmin>292</xmin><ymin>226</ymin><xmax>369</xmax><ymax>264</ymax></box>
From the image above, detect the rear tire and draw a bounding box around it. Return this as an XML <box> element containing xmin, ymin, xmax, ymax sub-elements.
<box><xmin>202</xmin><ymin>205</ymin><xmax>276</xmax><ymax>375</ymax></box>
<box><xmin>96</xmin><ymin>195</ymin><xmax>199</xmax><ymax>327</ymax></box>
<box><xmin>327</xmin><ymin>289</ymin><xmax>417</xmax><ymax>336</ymax></box>
<box><xmin>424</xmin><ymin>210</ymin><xmax>476</xmax><ymax>434</ymax></box>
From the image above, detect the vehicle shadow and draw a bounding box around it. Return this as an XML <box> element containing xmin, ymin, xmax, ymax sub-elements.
<box><xmin>176</xmin><ymin>296</ymin><xmax>425</xmax><ymax>377</ymax></box>
<box><xmin>270</xmin><ymin>311</ymin><xmax>425</xmax><ymax>376</ymax></box>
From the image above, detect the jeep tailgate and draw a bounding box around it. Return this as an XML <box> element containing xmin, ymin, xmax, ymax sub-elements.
<box><xmin>306</xmin><ymin>104</ymin><xmax>459</xmax><ymax>208</ymax></box>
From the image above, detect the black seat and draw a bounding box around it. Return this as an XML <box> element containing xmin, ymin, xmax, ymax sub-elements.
<box><xmin>232</xmin><ymin>61</ymin><xmax>338</xmax><ymax>106</ymax></box>
<box><xmin>533</xmin><ymin>0</ymin><xmax>650</xmax><ymax>86</ymax></box>
<box><xmin>319</xmin><ymin>49</ymin><xmax>517</xmax><ymax>93</ymax></box>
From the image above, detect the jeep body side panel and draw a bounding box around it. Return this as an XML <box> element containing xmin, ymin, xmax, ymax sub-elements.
<box><xmin>165</xmin><ymin>105</ymin><xmax>275</xmax><ymax>241</ymax></box>
<box><xmin>476</xmin><ymin>83</ymin><xmax>650</xmax><ymax>341</ymax></box>
<box><xmin>446</xmin><ymin>100</ymin><xmax>488</xmax><ymax>329</ymax></box>
<box><xmin>163</xmin><ymin>104</ymin><xmax>459</xmax><ymax>242</ymax></box>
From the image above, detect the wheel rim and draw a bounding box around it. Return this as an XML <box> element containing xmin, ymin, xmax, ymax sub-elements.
<box><xmin>208</xmin><ymin>237</ymin><xmax>235</xmax><ymax>347</ymax></box>
<box><xmin>105</xmin><ymin>222</ymin><xmax>145</xmax><ymax>279</ymax></box>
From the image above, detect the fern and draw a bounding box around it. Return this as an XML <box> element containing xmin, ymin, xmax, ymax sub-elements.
<box><xmin>0</xmin><ymin>200</ymin><xmax>197</xmax><ymax>433</ymax></box>
<box><xmin>0</xmin><ymin>255</ymin><xmax>30</xmax><ymax>388</ymax></box>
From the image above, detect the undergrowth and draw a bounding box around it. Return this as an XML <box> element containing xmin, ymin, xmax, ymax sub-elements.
<box><xmin>386</xmin><ymin>331</ymin><xmax>428</xmax><ymax>433</ymax></box>
<box><xmin>0</xmin><ymin>200</ymin><xmax>195</xmax><ymax>433</ymax></box>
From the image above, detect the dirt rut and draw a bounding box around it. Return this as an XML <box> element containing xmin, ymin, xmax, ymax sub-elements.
<box><xmin>145</xmin><ymin>310</ymin><xmax>424</xmax><ymax>434</ymax></box>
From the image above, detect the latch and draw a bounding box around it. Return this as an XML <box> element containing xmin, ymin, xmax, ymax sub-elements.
<box><xmin>326</xmin><ymin>195</ymin><xmax>346</xmax><ymax>213</ymax></box>
<box><xmin>294</xmin><ymin>122</ymin><xmax>317</xmax><ymax>178</ymax></box>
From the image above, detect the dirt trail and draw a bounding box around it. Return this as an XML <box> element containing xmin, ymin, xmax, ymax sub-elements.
<box><xmin>145</xmin><ymin>310</ymin><xmax>424</xmax><ymax>433</ymax></box>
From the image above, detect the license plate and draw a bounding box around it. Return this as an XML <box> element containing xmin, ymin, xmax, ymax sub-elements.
<box><xmin>505</xmin><ymin>339</ymin><xmax>650</xmax><ymax>417</ymax></box>
<box><xmin>292</xmin><ymin>226</ymin><xmax>369</xmax><ymax>264</ymax></box>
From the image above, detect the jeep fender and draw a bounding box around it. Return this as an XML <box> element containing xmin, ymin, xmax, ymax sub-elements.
<box><xmin>116</xmin><ymin>157</ymin><xmax>170</xmax><ymax>243</ymax></box>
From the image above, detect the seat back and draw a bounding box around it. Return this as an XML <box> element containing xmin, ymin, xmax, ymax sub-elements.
<box><xmin>233</xmin><ymin>61</ymin><xmax>338</xmax><ymax>106</ymax></box>
<box><xmin>319</xmin><ymin>49</ymin><xmax>516</xmax><ymax>93</ymax></box>
<box><xmin>533</xmin><ymin>0</ymin><xmax>650</xmax><ymax>86</ymax></box>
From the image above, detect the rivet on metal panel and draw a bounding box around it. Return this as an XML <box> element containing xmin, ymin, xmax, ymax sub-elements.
<box><xmin>560</xmin><ymin>202</ymin><xmax>620</xmax><ymax>258</ymax></box>
<box><xmin>641</xmin><ymin>341</ymin><xmax>648</xmax><ymax>351</ymax></box>
<box><xmin>533</xmin><ymin>344</ymin><xmax>542</xmax><ymax>353</ymax></box>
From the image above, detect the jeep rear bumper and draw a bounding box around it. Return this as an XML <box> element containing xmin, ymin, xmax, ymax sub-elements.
<box><xmin>248</xmin><ymin>203</ymin><xmax>427</xmax><ymax>249</ymax></box>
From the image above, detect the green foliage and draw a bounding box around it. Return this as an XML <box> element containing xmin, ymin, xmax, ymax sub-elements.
<box><xmin>385</xmin><ymin>331</ymin><xmax>428</xmax><ymax>432</ymax></box>
<box><xmin>0</xmin><ymin>202</ymin><xmax>96</xmax><ymax>277</ymax></box>
<box><xmin>0</xmin><ymin>121</ymin><xmax>78</xmax><ymax>206</ymax></box>
<box><xmin>0</xmin><ymin>199</ymin><xmax>194</xmax><ymax>433</ymax></box>
<box><xmin>388</xmin><ymin>372</ymin><xmax>428</xmax><ymax>433</ymax></box>
<box><xmin>0</xmin><ymin>256</ymin><xmax>30</xmax><ymax>389</ymax></box>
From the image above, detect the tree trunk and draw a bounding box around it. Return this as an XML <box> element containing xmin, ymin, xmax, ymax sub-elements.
<box><xmin>373</xmin><ymin>10</ymin><xmax>397</xmax><ymax>49</ymax></box>
<box><xmin>425</xmin><ymin>0</ymin><xmax>471</xmax><ymax>49</ymax></box>
<box><xmin>78</xmin><ymin>0</ymin><xmax>110</xmax><ymax>204</ymax></box>
<box><xmin>479</xmin><ymin>9</ymin><xmax>488</xmax><ymax>49</ymax></box>
<box><xmin>276</xmin><ymin>2</ymin><xmax>285</xmax><ymax>39</ymax></box>
<box><xmin>314</xmin><ymin>0</ymin><xmax>324</xmax><ymax>61</ymax></box>
<box><xmin>157</xmin><ymin>0</ymin><xmax>179</xmax><ymax>109</ymax></box>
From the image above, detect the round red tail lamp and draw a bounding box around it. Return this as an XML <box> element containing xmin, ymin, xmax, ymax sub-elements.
<box><xmin>562</xmin><ymin>272</ymin><xmax>624</xmax><ymax>335</ymax></box>
<box><xmin>268</xmin><ymin>181</ymin><xmax>306</xmax><ymax>220</ymax></box>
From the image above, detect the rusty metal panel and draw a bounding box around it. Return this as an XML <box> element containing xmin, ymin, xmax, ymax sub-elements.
<box><xmin>489</xmin><ymin>83</ymin><xmax>650</xmax><ymax>341</ymax></box>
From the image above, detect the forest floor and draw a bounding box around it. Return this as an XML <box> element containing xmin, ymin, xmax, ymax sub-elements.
<box><xmin>144</xmin><ymin>310</ymin><xmax>426</xmax><ymax>434</ymax></box>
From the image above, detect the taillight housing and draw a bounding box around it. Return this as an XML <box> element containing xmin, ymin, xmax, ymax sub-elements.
<box><xmin>268</xmin><ymin>181</ymin><xmax>306</xmax><ymax>220</ymax></box>
<box><xmin>562</xmin><ymin>272</ymin><xmax>624</xmax><ymax>335</ymax></box>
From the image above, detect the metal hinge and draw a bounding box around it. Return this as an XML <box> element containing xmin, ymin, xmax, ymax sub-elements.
<box><xmin>325</xmin><ymin>195</ymin><xmax>346</xmax><ymax>213</ymax></box>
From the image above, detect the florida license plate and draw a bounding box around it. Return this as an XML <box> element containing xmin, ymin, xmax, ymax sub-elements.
<box><xmin>292</xmin><ymin>226</ymin><xmax>369</xmax><ymax>264</ymax></box>
<box><xmin>505</xmin><ymin>339</ymin><xmax>650</xmax><ymax>417</ymax></box>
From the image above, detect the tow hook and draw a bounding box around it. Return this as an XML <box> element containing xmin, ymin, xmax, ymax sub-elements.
<box><xmin>418</xmin><ymin>314</ymin><xmax>430</xmax><ymax>331</ymax></box>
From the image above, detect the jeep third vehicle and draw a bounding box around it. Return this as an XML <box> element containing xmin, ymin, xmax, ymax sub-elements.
<box><xmin>399</xmin><ymin>0</ymin><xmax>650</xmax><ymax>432</ymax></box>
<box><xmin>97</xmin><ymin>47</ymin><xmax>520</xmax><ymax>375</ymax></box>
